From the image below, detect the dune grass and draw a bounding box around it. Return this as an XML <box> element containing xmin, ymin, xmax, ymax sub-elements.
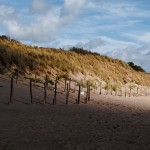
<box><xmin>0</xmin><ymin>35</ymin><xmax>150</xmax><ymax>86</ymax></box>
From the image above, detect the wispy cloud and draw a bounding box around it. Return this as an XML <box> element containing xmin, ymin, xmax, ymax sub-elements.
<box><xmin>47</xmin><ymin>36</ymin><xmax>139</xmax><ymax>53</ymax></box>
<box><xmin>87</xmin><ymin>1</ymin><xmax>150</xmax><ymax>18</ymax></box>
<box><xmin>124</xmin><ymin>32</ymin><xmax>150</xmax><ymax>43</ymax></box>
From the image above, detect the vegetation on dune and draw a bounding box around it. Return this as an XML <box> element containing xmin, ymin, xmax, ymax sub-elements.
<box><xmin>128</xmin><ymin>62</ymin><xmax>145</xmax><ymax>72</ymax></box>
<box><xmin>0</xmin><ymin>35</ymin><xmax>150</xmax><ymax>86</ymax></box>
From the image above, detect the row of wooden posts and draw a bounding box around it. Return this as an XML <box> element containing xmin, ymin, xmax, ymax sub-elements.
<box><xmin>9</xmin><ymin>76</ymin><xmax>91</xmax><ymax>105</ymax></box>
<box><xmin>14</xmin><ymin>70</ymin><xmax>150</xmax><ymax>97</ymax></box>
<box><xmin>97</xmin><ymin>82</ymin><xmax>150</xmax><ymax>97</ymax></box>
<box><xmin>9</xmin><ymin>73</ymin><xmax>150</xmax><ymax>104</ymax></box>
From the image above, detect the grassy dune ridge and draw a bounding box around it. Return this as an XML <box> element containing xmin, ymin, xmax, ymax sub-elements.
<box><xmin>0</xmin><ymin>35</ymin><xmax>150</xmax><ymax>86</ymax></box>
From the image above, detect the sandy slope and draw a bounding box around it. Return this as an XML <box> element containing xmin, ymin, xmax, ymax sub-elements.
<box><xmin>0</xmin><ymin>78</ymin><xmax>150</xmax><ymax>150</ymax></box>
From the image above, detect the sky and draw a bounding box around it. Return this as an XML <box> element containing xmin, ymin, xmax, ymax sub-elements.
<box><xmin>0</xmin><ymin>0</ymin><xmax>150</xmax><ymax>72</ymax></box>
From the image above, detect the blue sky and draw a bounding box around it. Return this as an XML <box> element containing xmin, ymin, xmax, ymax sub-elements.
<box><xmin>0</xmin><ymin>0</ymin><xmax>150</xmax><ymax>71</ymax></box>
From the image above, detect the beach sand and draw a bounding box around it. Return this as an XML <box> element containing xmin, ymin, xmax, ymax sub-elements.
<box><xmin>0</xmin><ymin>78</ymin><xmax>150</xmax><ymax>150</ymax></box>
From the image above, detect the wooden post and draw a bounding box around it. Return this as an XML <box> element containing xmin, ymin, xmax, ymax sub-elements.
<box><xmin>145</xmin><ymin>87</ymin><xmax>147</xmax><ymax>96</ymax></box>
<box><xmin>94</xmin><ymin>82</ymin><xmax>96</xmax><ymax>94</ymax></box>
<box><xmin>77</xmin><ymin>84</ymin><xmax>81</xmax><ymax>104</ymax></box>
<box><xmin>44</xmin><ymin>75</ymin><xmax>48</xmax><ymax>103</ymax></box>
<box><xmin>85</xmin><ymin>82</ymin><xmax>88</xmax><ymax>104</ymax></box>
<box><xmin>16</xmin><ymin>69</ymin><xmax>19</xmax><ymax>84</ymax></box>
<box><xmin>53</xmin><ymin>82</ymin><xmax>57</xmax><ymax>105</ymax></box>
<box><xmin>30</xmin><ymin>79</ymin><xmax>33</xmax><ymax>104</ymax></box>
<box><xmin>46</xmin><ymin>75</ymin><xmax>48</xmax><ymax>89</ymax></box>
<box><xmin>115</xmin><ymin>86</ymin><xmax>117</xmax><ymax>96</ymax></box>
<box><xmin>106</xmin><ymin>82</ymin><xmax>109</xmax><ymax>95</ymax></box>
<box><xmin>146</xmin><ymin>87</ymin><xmax>148</xmax><ymax>96</ymax></box>
<box><xmin>125</xmin><ymin>85</ymin><xmax>126</xmax><ymax>97</ymax></box>
<box><xmin>34</xmin><ymin>74</ymin><xmax>37</xmax><ymax>87</ymax></box>
<box><xmin>144</xmin><ymin>86</ymin><xmax>146</xmax><ymax>96</ymax></box>
<box><xmin>64</xmin><ymin>77</ymin><xmax>67</xmax><ymax>92</ymax></box>
<box><xmin>44</xmin><ymin>82</ymin><xmax>47</xmax><ymax>103</ymax></box>
<box><xmin>110</xmin><ymin>84</ymin><xmax>113</xmax><ymax>95</ymax></box>
<box><xmin>88</xmin><ymin>85</ymin><xmax>90</xmax><ymax>101</ymax></box>
<box><xmin>120</xmin><ymin>87</ymin><xmax>122</xmax><ymax>96</ymax></box>
<box><xmin>66</xmin><ymin>83</ymin><xmax>69</xmax><ymax>104</ymax></box>
<box><xmin>9</xmin><ymin>77</ymin><xmax>13</xmax><ymax>104</ymax></box>
<box><xmin>129</xmin><ymin>87</ymin><xmax>132</xmax><ymax>97</ymax></box>
<box><xmin>140</xmin><ymin>86</ymin><xmax>142</xmax><ymax>96</ymax></box>
<box><xmin>99</xmin><ymin>82</ymin><xmax>102</xmax><ymax>95</ymax></box>
<box><xmin>133</xmin><ymin>87</ymin><xmax>136</xmax><ymax>97</ymax></box>
<box><xmin>137</xmin><ymin>86</ymin><xmax>139</xmax><ymax>96</ymax></box>
<box><xmin>69</xmin><ymin>78</ymin><xmax>71</xmax><ymax>92</ymax></box>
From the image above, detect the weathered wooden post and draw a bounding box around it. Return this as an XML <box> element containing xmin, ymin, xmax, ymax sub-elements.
<box><xmin>144</xmin><ymin>86</ymin><xmax>146</xmax><ymax>96</ymax></box>
<box><xmin>99</xmin><ymin>82</ymin><xmax>102</xmax><ymax>95</ymax></box>
<box><xmin>88</xmin><ymin>85</ymin><xmax>90</xmax><ymax>101</ymax></box>
<box><xmin>133</xmin><ymin>87</ymin><xmax>136</xmax><ymax>97</ymax></box>
<box><xmin>146</xmin><ymin>87</ymin><xmax>148</xmax><ymax>96</ymax></box>
<box><xmin>69</xmin><ymin>78</ymin><xmax>71</xmax><ymax>92</ymax></box>
<box><xmin>94</xmin><ymin>82</ymin><xmax>96</xmax><ymax>94</ymax></box>
<box><xmin>125</xmin><ymin>85</ymin><xmax>127</xmax><ymax>97</ymax></box>
<box><xmin>9</xmin><ymin>77</ymin><xmax>14</xmax><ymax>104</ymax></box>
<box><xmin>34</xmin><ymin>74</ymin><xmax>37</xmax><ymax>87</ymax></box>
<box><xmin>77</xmin><ymin>84</ymin><xmax>81</xmax><ymax>104</ymax></box>
<box><xmin>129</xmin><ymin>86</ymin><xmax>132</xmax><ymax>97</ymax></box>
<box><xmin>106</xmin><ymin>82</ymin><xmax>109</xmax><ymax>95</ymax></box>
<box><xmin>120</xmin><ymin>86</ymin><xmax>122</xmax><ymax>96</ymax></box>
<box><xmin>147</xmin><ymin>87</ymin><xmax>149</xmax><ymax>96</ymax></box>
<box><xmin>16</xmin><ymin>69</ymin><xmax>19</xmax><ymax>84</ymax></box>
<box><xmin>30</xmin><ymin>79</ymin><xmax>33</xmax><ymax>104</ymax></box>
<box><xmin>44</xmin><ymin>81</ymin><xmax>47</xmax><ymax>103</ymax></box>
<box><xmin>44</xmin><ymin>75</ymin><xmax>48</xmax><ymax>103</ymax></box>
<box><xmin>53</xmin><ymin>82</ymin><xmax>57</xmax><ymax>105</ymax></box>
<box><xmin>46</xmin><ymin>75</ymin><xmax>49</xmax><ymax>89</ymax></box>
<box><xmin>143</xmin><ymin>86</ymin><xmax>145</xmax><ymax>96</ymax></box>
<box><xmin>85</xmin><ymin>82</ymin><xmax>88</xmax><ymax>104</ymax></box>
<box><xmin>110</xmin><ymin>84</ymin><xmax>113</xmax><ymax>95</ymax></box>
<box><xmin>66</xmin><ymin>83</ymin><xmax>69</xmax><ymax>104</ymax></box>
<box><xmin>137</xmin><ymin>86</ymin><xmax>139</xmax><ymax>96</ymax></box>
<box><xmin>141</xmin><ymin>86</ymin><xmax>142</xmax><ymax>96</ymax></box>
<box><xmin>115</xmin><ymin>86</ymin><xmax>117</xmax><ymax>96</ymax></box>
<box><xmin>64</xmin><ymin>77</ymin><xmax>67</xmax><ymax>92</ymax></box>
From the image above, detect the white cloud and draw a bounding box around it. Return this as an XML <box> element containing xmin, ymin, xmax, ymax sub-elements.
<box><xmin>0</xmin><ymin>0</ymin><xmax>86</xmax><ymax>42</ymax></box>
